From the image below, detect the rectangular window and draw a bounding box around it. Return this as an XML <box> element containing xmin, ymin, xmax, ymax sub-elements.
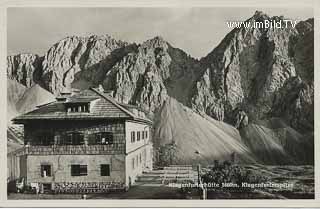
<box><xmin>131</xmin><ymin>131</ymin><xmax>135</xmax><ymax>143</ymax></box>
<box><xmin>132</xmin><ymin>158</ymin><xmax>135</xmax><ymax>169</ymax></box>
<box><xmin>145</xmin><ymin>130</ymin><xmax>148</xmax><ymax>139</ymax></box>
<box><xmin>100</xmin><ymin>164</ymin><xmax>110</xmax><ymax>176</ymax></box>
<box><xmin>41</xmin><ymin>164</ymin><xmax>52</xmax><ymax>177</ymax></box>
<box><xmin>64</xmin><ymin>132</ymin><xmax>84</xmax><ymax>145</ymax></box>
<box><xmin>71</xmin><ymin>164</ymin><xmax>87</xmax><ymax>176</ymax></box>
<box><xmin>139</xmin><ymin>153</ymin><xmax>142</xmax><ymax>164</ymax></box>
<box><xmin>36</xmin><ymin>132</ymin><xmax>54</xmax><ymax>146</ymax></box>
<box><xmin>95</xmin><ymin>132</ymin><xmax>113</xmax><ymax>145</ymax></box>
<box><xmin>137</xmin><ymin>131</ymin><xmax>141</xmax><ymax>141</ymax></box>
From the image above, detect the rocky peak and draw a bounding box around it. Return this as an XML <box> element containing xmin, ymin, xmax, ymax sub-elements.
<box><xmin>40</xmin><ymin>34</ymin><xmax>129</xmax><ymax>94</ymax></box>
<box><xmin>101</xmin><ymin>35</ymin><xmax>201</xmax><ymax>114</ymax></box>
<box><xmin>7</xmin><ymin>53</ymin><xmax>43</xmax><ymax>87</ymax></box>
<box><xmin>145</xmin><ymin>36</ymin><xmax>168</xmax><ymax>49</ymax></box>
<box><xmin>191</xmin><ymin>12</ymin><xmax>313</xmax><ymax>126</ymax></box>
<box><xmin>251</xmin><ymin>10</ymin><xmax>270</xmax><ymax>22</ymax></box>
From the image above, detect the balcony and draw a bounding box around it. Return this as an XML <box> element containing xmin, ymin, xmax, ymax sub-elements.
<box><xmin>24</xmin><ymin>144</ymin><xmax>125</xmax><ymax>155</ymax></box>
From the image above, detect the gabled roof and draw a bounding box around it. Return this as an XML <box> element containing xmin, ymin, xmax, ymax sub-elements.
<box><xmin>13</xmin><ymin>88</ymin><xmax>152</xmax><ymax>124</ymax></box>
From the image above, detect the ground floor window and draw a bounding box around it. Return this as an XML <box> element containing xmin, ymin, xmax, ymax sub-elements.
<box><xmin>136</xmin><ymin>155</ymin><xmax>139</xmax><ymax>167</ymax></box>
<box><xmin>71</xmin><ymin>164</ymin><xmax>87</xmax><ymax>176</ymax></box>
<box><xmin>100</xmin><ymin>164</ymin><xmax>110</xmax><ymax>176</ymax></box>
<box><xmin>40</xmin><ymin>164</ymin><xmax>52</xmax><ymax>177</ymax></box>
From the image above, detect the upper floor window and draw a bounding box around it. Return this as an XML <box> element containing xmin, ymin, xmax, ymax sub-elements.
<box><xmin>137</xmin><ymin>131</ymin><xmax>141</xmax><ymax>141</ymax></box>
<box><xmin>145</xmin><ymin>130</ymin><xmax>148</xmax><ymax>139</ymax></box>
<box><xmin>66</xmin><ymin>103</ymin><xmax>89</xmax><ymax>113</ymax></box>
<box><xmin>62</xmin><ymin>132</ymin><xmax>84</xmax><ymax>145</ymax></box>
<box><xmin>94</xmin><ymin>132</ymin><xmax>113</xmax><ymax>145</ymax></box>
<box><xmin>131</xmin><ymin>131</ymin><xmax>135</xmax><ymax>143</ymax></box>
<box><xmin>35</xmin><ymin>132</ymin><xmax>54</xmax><ymax>146</ymax></box>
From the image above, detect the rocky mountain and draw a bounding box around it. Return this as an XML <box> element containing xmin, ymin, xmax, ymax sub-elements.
<box><xmin>7</xmin><ymin>11</ymin><xmax>314</xmax><ymax>165</ymax></box>
<box><xmin>7</xmin><ymin>53</ymin><xmax>43</xmax><ymax>88</ymax></box>
<box><xmin>191</xmin><ymin>11</ymin><xmax>313</xmax><ymax>130</ymax></box>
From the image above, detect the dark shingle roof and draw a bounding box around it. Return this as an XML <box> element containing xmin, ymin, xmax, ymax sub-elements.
<box><xmin>13</xmin><ymin>88</ymin><xmax>152</xmax><ymax>124</ymax></box>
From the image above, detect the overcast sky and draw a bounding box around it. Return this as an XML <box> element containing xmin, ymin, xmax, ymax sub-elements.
<box><xmin>7</xmin><ymin>7</ymin><xmax>313</xmax><ymax>58</ymax></box>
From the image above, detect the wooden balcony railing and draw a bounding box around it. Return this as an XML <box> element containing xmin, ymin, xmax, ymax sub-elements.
<box><xmin>24</xmin><ymin>144</ymin><xmax>125</xmax><ymax>155</ymax></box>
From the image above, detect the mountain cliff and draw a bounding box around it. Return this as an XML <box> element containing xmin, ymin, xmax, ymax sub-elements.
<box><xmin>7</xmin><ymin>11</ymin><xmax>314</xmax><ymax>165</ymax></box>
<box><xmin>190</xmin><ymin>11</ymin><xmax>313</xmax><ymax>130</ymax></box>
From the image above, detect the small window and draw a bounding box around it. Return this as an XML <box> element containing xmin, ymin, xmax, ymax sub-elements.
<box><xmin>66</xmin><ymin>103</ymin><xmax>89</xmax><ymax>113</ymax></box>
<box><xmin>145</xmin><ymin>130</ymin><xmax>148</xmax><ymax>139</ymax></box>
<box><xmin>41</xmin><ymin>164</ymin><xmax>52</xmax><ymax>177</ymax></box>
<box><xmin>100</xmin><ymin>164</ymin><xmax>110</xmax><ymax>176</ymax></box>
<box><xmin>42</xmin><ymin>183</ymin><xmax>52</xmax><ymax>193</ymax></box>
<box><xmin>142</xmin><ymin>131</ymin><xmax>145</xmax><ymax>139</ymax></box>
<box><xmin>132</xmin><ymin>158</ymin><xmax>135</xmax><ymax>169</ymax></box>
<box><xmin>131</xmin><ymin>131</ymin><xmax>135</xmax><ymax>143</ymax></box>
<box><xmin>139</xmin><ymin>153</ymin><xmax>142</xmax><ymax>164</ymax></box>
<box><xmin>136</xmin><ymin>155</ymin><xmax>139</xmax><ymax>166</ymax></box>
<box><xmin>137</xmin><ymin>132</ymin><xmax>141</xmax><ymax>141</ymax></box>
<box><xmin>95</xmin><ymin>132</ymin><xmax>113</xmax><ymax>145</ymax></box>
<box><xmin>71</xmin><ymin>164</ymin><xmax>87</xmax><ymax>176</ymax></box>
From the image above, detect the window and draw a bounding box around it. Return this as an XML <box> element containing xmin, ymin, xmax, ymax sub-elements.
<box><xmin>136</xmin><ymin>155</ymin><xmax>139</xmax><ymax>166</ymax></box>
<box><xmin>100</xmin><ymin>164</ymin><xmax>110</xmax><ymax>176</ymax></box>
<box><xmin>142</xmin><ymin>131</ymin><xmax>145</xmax><ymax>139</ymax></box>
<box><xmin>71</xmin><ymin>165</ymin><xmax>87</xmax><ymax>176</ymax></box>
<box><xmin>42</xmin><ymin>183</ymin><xmax>52</xmax><ymax>193</ymax></box>
<box><xmin>139</xmin><ymin>153</ymin><xmax>142</xmax><ymax>164</ymax></box>
<box><xmin>63</xmin><ymin>132</ymin><xmax>84</xmax><ymax>145</ymax></box>
<box><xmin>35</xmin><ymin>132</ymin><xmax>54</xmax><ymax>146</ymax></box>
<box><xmin>145</xmin><ymin>130</ymin><xmax>148</xmax><ymax>139</ymax></box>
<box><xmin>132</xmin><ymin>158</ymin><xmax>135</xmax><ymax>169</ymax></box>
<box><xmin>95</xmin><ymin>132</ymin><xmax>113</xmax><ymax>145</ymax></box>
<box><xmin>137</xmin><ymin>131</ymin><xmax>141</xmax><ymax>141</ymax></box>
<box><xmin>66</xmin><ymin>103</ymin><xmax>89</xmax><ymax>113</ymax></box>
<box><xmin>41</xmin><ymin>164</ymin><xmax>52</xmax><ymax>177</ymax></box>
<box><xmin>131</xmin><ymin>131</ymin><xmax>135</xmax><ymax>143</ymax></box>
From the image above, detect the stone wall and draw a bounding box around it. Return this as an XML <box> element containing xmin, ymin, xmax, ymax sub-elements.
<box><xmin>26</xmin><ymin>154</ymin><xmax>126</xmax><ymax>185</ymax></box>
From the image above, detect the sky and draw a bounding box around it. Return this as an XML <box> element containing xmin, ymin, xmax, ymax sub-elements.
<box><xmin>7</xmin><ymin>7</ymin><xmax>313</xmax><ymax>58</ymax></box>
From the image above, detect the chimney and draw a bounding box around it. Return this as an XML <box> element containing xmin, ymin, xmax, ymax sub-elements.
<box><xmin>98</xmin><ymin>84</ymin><xmax>104</xmax><ymax>93</ymax></box>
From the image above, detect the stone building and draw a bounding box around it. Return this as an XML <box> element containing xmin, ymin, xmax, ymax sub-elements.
<box><xmin>12</xmin><ymin>87</ymin><xmax>153</xmax><ymax>193</ymax></box>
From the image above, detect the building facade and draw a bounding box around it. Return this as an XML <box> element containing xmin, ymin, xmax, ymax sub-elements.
<box><xmin>13</xmin><ymin>87</ymin><xmax>153</xmax><ymax>193</ymax></box>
